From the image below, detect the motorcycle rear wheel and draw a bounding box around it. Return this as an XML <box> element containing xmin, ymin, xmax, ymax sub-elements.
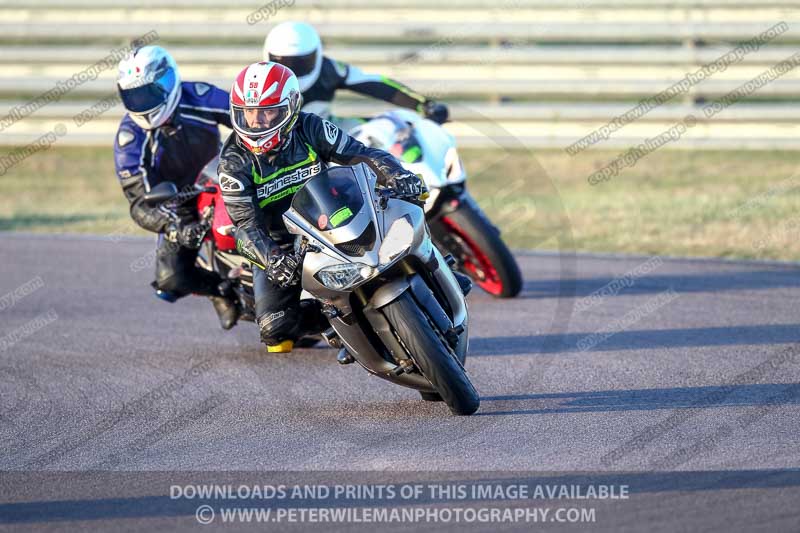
<box><xmin>438</xmin><ymin>203</ymin><xmax>523</xmax><ymax>298</ymax></box>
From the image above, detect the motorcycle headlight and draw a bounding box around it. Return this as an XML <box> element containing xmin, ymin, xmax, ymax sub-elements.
<box><xmin>316</xmin><ymin>263</ymin><xmax>375</xmax><ymax>290</ymax></box>
<box><xmin>379</xmin><ymin>216</ymin><xmax>414</xmax><ymax>265</ymax></box>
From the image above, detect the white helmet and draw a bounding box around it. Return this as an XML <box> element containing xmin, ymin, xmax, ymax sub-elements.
<box><xmin>263</xmin><ymin>21</ymin><xmax>323</xmax><ymax>92</ymax></box>
<box><xmin>116</xmin><ymin>45</ymin><xmax>182</xmax><ymax>130</ymax></box>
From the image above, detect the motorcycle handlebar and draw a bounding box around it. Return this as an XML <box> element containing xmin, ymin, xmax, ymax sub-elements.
<box><xmin>150</xmin><ymin>185</ymin><xmax>217</xmax><ymax>223</ymax></box>
<box><xmin>150</xmin><ymin>185</ymin><xmax>217</xmax><ymax>207</ymax></box>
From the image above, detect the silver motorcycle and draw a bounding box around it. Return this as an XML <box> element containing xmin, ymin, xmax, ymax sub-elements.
<box><xmin>282</xmin><ymin>162</ymin><xmax>480</xmax><ymax>416</ymax></box>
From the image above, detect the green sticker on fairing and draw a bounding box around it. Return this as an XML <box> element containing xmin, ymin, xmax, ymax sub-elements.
<box><xmin>401</xmin><ymin>145</ymin><xmax>422</xmax><ymax>163</ymax></box>
<box><xmin>329</xmin><ymin>206</ymin><xmax>354</xmax><ymax>228</ymax></box>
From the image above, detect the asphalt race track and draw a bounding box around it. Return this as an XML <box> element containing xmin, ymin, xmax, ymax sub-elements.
<box><xmin>1</xmin><ymin>232</ymin><xmax>799</xmax><ymax>531</ymax></box>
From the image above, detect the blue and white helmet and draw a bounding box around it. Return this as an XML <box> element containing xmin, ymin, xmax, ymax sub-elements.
<box><xmin>116</xmin><ymin>45</ymin><xmax>181</xmax><ymax>129</ymax></box>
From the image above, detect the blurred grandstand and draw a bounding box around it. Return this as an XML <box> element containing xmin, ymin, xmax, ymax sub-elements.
<box><xmin>3</xmin><ymin>0</ymin><xmax>800</xmax><ymax>149</ymax></box>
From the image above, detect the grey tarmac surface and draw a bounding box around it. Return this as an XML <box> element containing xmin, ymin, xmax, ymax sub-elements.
<box><xmin>1</xmin><ymin>232</ymin><xmax>799</xmax><ymax>532</ymax></box>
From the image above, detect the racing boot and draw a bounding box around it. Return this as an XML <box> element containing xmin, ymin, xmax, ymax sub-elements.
<box><xmin>209</xmin><ymin>280</ymin><xmax>240</xmax><ymax>330</ymax></box>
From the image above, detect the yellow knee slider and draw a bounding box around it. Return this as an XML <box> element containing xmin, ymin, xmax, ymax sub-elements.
<box><xmin>266</xmin><ymin>340</ymin><xmax>294</xmax><ymax>353</ymax></box>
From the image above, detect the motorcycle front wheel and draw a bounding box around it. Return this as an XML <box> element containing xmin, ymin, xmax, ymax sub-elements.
<box><xmin>382</xmin><ymin>291</ymin><xmax>480</xmax><ymax>416</ymax></box>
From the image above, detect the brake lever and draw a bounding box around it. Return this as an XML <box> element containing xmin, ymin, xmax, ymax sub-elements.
<box><xmin>376</xmin><ymin>188</ymin><xmax>394</xmax><ymax>210</ymax></box>
<box><xmin>169</xmin><ymin>185</ymin><xmax>213</xmax><ymax>208</ymax></box>
<box><xmin>298</xmin><ymin>237</ymin><xmax>322</xmax><ymax>255</ymax></box>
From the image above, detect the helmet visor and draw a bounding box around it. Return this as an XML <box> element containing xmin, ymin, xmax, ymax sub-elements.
<box><xmin>118</xmin><ymin>68</ymin><xmax>177</xmax><ymax>114</ymax></box>
<box><xmin>232</xmin><ymin>103</ymin><xmax>291</xmax><ymax>137</ymax></box>
<box><xmin>269</xmin><ymin>50</ymin><xmax>318</xmax><ymax>78</ymax></box>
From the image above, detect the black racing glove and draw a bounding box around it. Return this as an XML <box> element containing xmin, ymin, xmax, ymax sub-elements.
<box><xmin>390</xmin><ymin>171</ymin><xmax>428</xmax><ymax>205</ymax></box>
<box><xmin>267</xmin><ymin>252</ymin><xmax>302</xmax><ymax>288</ymax></box>
<box><xmin>422</xmin><ymin>100</ymin><xmax>449</xmax><ymax>124</ymax></box>
<box><xmin>165</xmin><ymin>219</ymin><xmax>210</xmax><ymax>249</ymax></box>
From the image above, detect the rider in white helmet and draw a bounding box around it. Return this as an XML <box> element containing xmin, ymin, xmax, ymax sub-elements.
<box><xmin>264</xmin><ymin>21</ymin><xmax>449</xmax><ymax>129</ymax></box>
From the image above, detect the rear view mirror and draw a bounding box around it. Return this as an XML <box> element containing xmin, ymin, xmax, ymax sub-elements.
<box><xmin>142</xmin><ymin>182</ymin><xmax>178</xmax><ymax>205</ymax></box>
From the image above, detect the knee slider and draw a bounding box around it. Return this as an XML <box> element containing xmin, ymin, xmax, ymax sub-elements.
<box><xmin>257</xmin><ymin>309</ymin><xmax>299</xmax><ymax>344</ymax></box>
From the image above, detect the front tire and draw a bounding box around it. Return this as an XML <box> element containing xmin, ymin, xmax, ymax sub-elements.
<box><xmin>382</xmin><ymin>292</ymin><xmax>479</xmax><ymax>415</ymax></box>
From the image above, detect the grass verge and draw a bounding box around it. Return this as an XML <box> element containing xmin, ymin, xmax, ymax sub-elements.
<box><xmin>2</xmin><ymin>146</ymin><xmax>800</xmax><ymax>261</ymax></box>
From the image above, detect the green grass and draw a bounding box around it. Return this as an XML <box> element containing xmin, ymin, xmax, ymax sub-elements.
<box><xmin>0</xmin><ymin>146</ymin><xmax>143</xmax><ymax>236</ymax></box>
<box><xmin>3</xmin><ymin>146</ymin><xmax>800</xmax><ymax>261</ymax></box>
<box><xmin>465</xmin><ymin>148</ymin><xmax>800</xmax><ymax>261</ymax></box>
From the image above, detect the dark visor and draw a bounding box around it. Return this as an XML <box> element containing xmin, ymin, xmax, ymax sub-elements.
<box><xmin>269</xmin><ymin>50</ymin><xmax>318</xmax><ymax>78</ymax></box>
<box><xmin>118</xmin><ymin>69</ymin><xmax>177</xmax><ymax>114</ymax></box>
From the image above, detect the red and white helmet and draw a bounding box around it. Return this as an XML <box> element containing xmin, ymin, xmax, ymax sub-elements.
<box><xmin>230</xmin><ymin>62</ymin><xmax>302</xmax><ymax>155</ymax></box>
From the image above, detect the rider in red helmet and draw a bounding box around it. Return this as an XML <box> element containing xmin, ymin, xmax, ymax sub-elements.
<box><xmin>218</xmin><ymin>62</ymin><xmax>426</xmax><ymax>353</ymax></box>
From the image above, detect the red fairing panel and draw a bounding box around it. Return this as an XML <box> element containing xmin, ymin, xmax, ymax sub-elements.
<box><xmin>197</xmin><ymin>185</ymin><xmax>237</xmax><ymax>251</ymax></box>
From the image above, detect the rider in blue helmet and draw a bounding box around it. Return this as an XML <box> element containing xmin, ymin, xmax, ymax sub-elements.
<box><xmin>114</xmin><ymin>45</ymin><xmax>240</xmax><ymax>329</ymax></box>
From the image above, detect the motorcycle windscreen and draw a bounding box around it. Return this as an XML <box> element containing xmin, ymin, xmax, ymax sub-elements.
<box><xmin>291</xmin><ymin>167</ymin><xmax>365</xmax><ymax>231</ymax></box>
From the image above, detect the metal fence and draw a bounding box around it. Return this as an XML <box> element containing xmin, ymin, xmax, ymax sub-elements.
<box><xmin>3</xmin><ymin>0</ymin><xmax>800</xmax><ymax>149</ymax></box>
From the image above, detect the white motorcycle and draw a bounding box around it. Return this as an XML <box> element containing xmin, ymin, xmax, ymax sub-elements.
<box><xmin>350</xmin><ymin>110</ymin><xmax>522</xmax><ymax>298</ymax></box>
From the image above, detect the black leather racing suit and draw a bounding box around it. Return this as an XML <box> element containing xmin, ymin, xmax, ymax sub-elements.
<box><xmin>113</xmin><ymin>81</ymin><xmax>231</xmax><ymax>299</ymax></box>
<box><xmin>218</xmin><ymin>112</ymin><xmax>415</xmax><ymax>344</ymax></box>
<box><xmin>300</xmin><ymin>57</ymin><xmax>429</xmax><ymax>126</ymax></box>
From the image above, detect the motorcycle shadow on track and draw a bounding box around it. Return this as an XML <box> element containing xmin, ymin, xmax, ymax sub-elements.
<box><xmin>468</xmin><ymin>324</ymin><xmax>800</xmax><ymax>356</ymax></box>
<box><xmin>518</xmin><ymin>268</ymin><xmax>800</xmax><ymax>300</ymax></box>
<box><xmin>475</xmin><ymin>382</ymin><xmax>800</xmax><ymax>417</ymax></box>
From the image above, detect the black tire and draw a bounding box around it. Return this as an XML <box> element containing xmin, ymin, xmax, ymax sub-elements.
<box><xmin>441</xmin><ymin>202</ymin><xmax>523</xmax><ymax>298</ymax></box>
<box><xmin>383</xmin><ymin>292</ymin><xmax>480</xmax><ymax>415</ymax></box>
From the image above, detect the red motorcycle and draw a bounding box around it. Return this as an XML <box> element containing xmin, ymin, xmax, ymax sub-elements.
<box><xmin>192</xmin><ymin>160</ymin><xmax>259</xmax><ymax>325</ymax></box>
